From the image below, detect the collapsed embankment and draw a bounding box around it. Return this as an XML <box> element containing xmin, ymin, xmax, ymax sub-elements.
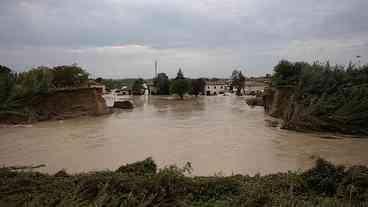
<box><xmin>263</xmin><ymin>86</ymin><xmax>368</xmax><ymax>135</ymax></box>
<box><xmin>1</xmin><ymin>88</ymin><xmax>110</xmax><ymax>124</ymax></box>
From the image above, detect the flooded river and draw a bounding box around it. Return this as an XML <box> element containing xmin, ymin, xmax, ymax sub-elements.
<box><xmin>1</xmin><ymin>96</ymin><xmax>368</xmax><ymax>175</ymax></box>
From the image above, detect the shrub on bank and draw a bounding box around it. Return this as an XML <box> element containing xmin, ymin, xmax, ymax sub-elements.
<box><xmin>116</xmin><ymin>157</ymin><xmax>157</xmax><ymax>175</ymax></box>
<box><xmin>246</xmin><ymin>97</ymin><xmax>264</xmax><ymax>107</ymax></box>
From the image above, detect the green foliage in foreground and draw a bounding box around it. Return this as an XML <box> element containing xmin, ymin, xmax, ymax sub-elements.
<box><xmin>1</xmin><ymin>158</ymin><xmax>368</xmax><ymax>207</ymax></box>
<box><xmin>271</xmin><ymin>60</ymin><xmax>368</xmax><ymax>134</ymax></box>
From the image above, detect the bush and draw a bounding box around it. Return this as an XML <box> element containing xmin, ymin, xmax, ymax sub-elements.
<box><xmin>52</xmin><ymin>65</ymin><xmax>89</xmax><ymax>88</ymax></box>
<box><xmin>170</xmin><ymin>79</ymin><xmax>191</xmax><ymax>99</ymax></box>
<box><xmin>116</xmin><ymin>157</ymin><xmax>157</xmax><ymax>175</ymax></box>
<box><xmin>303</xmin><ymin>158</ymin><xmax>346</xmax><ymax>196</ymax></box>
<box><xmin>272</xmin><ymin>60</ymin><xmax>303</xmax><ymax>86</ymax></box>
<box><xmin>338</xmin><ymin>165</ymin><xmax>368</xmax><ymax>201</ymax></box>
<box><xmin>246</xmin><ymin>97</ymin><xmax>264</xmax><ymax>106</ymax></box>
<box><xmin>171</xmin><ymin>69</ymin><xmax>191</xmax><ymax>99</ymax></box>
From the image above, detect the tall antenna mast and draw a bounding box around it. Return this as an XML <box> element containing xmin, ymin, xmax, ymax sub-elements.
<box><xmin>154</xmin><ymin>60</ymin><xmax>158</xmax><ymax>78</ymax></box>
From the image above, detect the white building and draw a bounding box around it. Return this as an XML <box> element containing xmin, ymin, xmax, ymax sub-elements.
<box><xmin>205</xmin><ymin>80</ymin><xmax>229</xmax><ymax>95</ymax></box>
<box><xmin>115</xmin><ymin>86</ymin><xmax>130</xmax><ymax>96</ymax></box>
<box><xmin>243</xmin><ymin>77</ymin><xmax>270</xmax><ymax>95</ymax></box>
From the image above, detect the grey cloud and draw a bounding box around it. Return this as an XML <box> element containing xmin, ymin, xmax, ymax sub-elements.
<box><xmin>0</xmin><ymin>0</ymin><xmax>367</xmax><ymax>77</ymax></box>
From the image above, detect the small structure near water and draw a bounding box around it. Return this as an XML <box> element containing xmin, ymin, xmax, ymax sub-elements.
<box><xmin>115</xmin><ymin>86</ymin><xmax>131</xmax><ymax>96</ymax></box>
<box><xmin>113</xmin><ymin>100</ymin><xmax>134</xmax><ymax>109</ymax></box>
<box><xmin>246</xmin><ymin>96</ymin><xmax>264</xmax><ymax>107</ymax></box>
<box><xmin>205</xmin><ymin>80</ymin><xmax>229</xmax><ymax>95</ymax></box>
<box><xmin>243</xmin><ymin>77</ymin><xmax>270</xmax><ymax>95</ymax></box>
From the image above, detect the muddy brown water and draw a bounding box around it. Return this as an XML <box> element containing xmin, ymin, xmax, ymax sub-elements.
<box><xmin>1</xmin><ymin>96</ymin><xmax>368</xmax><ymax>175</ymax></box>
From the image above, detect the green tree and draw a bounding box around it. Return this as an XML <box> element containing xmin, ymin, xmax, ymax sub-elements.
<box><xmin>0</xmin><ymin>65</ymin><xmax>11</xmax><ymax>74</ymax></box>
<box><xmin>95</xmin><ymin>77</ymin><xmax>103</xmax><ymax>83</ymax></box>
<box><xmin>132</xmin><ymin>78</ymin><xmax>145</xmax><ymax>95</ymax></box>
<box><xmin>231</xmin><ymin>70</ymin><xmax>245</xmax><ymax>96</ymax></box>
<box><xmin>191</xmin><ymin>78</ymin><xmax>206</xmax><ymax>96</ymax></box>
<box><xmin>154</xmin><ymin>73</ymin><xmax>170</xmax><ymax>95</ymax></box>
<box><xmin>0</xmin><ymin>66</ymin><xmax>54</xmax><ymax>119</ymax></box>
<box><xmin>272</xmin><ymin>60</ymin><xmax>303</xmax><ymax>86</ymax></box>
<box><xmin>52</xmin><ymin>65</ymin><xmax>89</xmax><ymax>88</ymax></box>
<box><xmin>17</xmin><ymin>66</ymin><xmax>53</xmax><ymax>96</ymax></box>
<box><xmin>170</xmin><ymin>69</ymin><xmax>190</xmax><ymax>99</ymax></box>
<box><xmin>0</xmin><ymin>66</ymin><xmax>20</xmax><ymax>118</ymax></box>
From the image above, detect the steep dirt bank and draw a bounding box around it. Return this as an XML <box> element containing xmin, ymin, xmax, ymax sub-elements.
<box><xmin>35</xmin><ymin>88</ymin><xmax>111</xmax><ymax>120</ymax></box>
<box><xmin>263</xmin><ymin>87</ymin><xmax>367</xmax><ymax>135</ymax></box>
<box><xmin>1</xmin><ymin>88</ymin><xmax>110</xmax><ymax>124</ymax></box>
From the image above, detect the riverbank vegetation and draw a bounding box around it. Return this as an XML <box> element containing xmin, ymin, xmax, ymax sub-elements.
<box><xmin>0</xmin><ymin>64</ymin><xmax>90</xmax><ymax>123</ymax></box>
<box><xmin>268</xmin><ymin>60</ymin><xmax>368</xmax><ymax>135</ymax></box>
<box><xmin>1</xmin><ymin>158</ymin><xmax>368</xmax><ymax>206</ymax></box>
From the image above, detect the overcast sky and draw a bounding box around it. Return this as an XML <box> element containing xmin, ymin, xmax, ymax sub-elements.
<box><xmin>1</xmin><ymin>0</ymin><xmax>367</xmax><ymax>78</ymax></box>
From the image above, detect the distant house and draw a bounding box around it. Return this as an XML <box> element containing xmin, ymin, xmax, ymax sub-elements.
<box><xmin>115</xmin><ymin>86</ymin><xmax>131</xmax><ymax>96</ymax></box>
<box><xmin>243</xmin><ymin>77</ymin><xmax>270</xmax><ymax>95</ymax></box>
<box><xmin>205</xmin><ymin>80</ymin><xmax>229</xmax><ymax>96</ymax></box>
<box><xmin>89</xmin><ymin>80</ymin><xmax>106</xmax><ymax>94</ymax></box>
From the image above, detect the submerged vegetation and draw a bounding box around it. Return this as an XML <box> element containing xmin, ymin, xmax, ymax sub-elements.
<box><xmin>1</xmin><ymin>158</ymin><xmax>368</xmax><ymax>206</ymax></box>
<box><xmin>269</xmin><ymin>60</ymin><xmax>368</xmax><ymax>135</ymax></box>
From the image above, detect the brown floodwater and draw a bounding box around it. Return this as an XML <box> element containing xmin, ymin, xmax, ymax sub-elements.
<box><xmin>1</xmin><ymin>96</ymin><xmax>368</xmax><ymax>175</ymax></box>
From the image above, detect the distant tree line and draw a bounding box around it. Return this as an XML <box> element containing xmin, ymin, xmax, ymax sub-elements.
<box><xmin>101</xmin><ymin>68</ymin><xmax>249</xmax><ymax>98</ymax></box>
<box><xmin>107</xmin><ymin>69</ymin><xmax>207</xmax><ymax>99</ymax></box>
